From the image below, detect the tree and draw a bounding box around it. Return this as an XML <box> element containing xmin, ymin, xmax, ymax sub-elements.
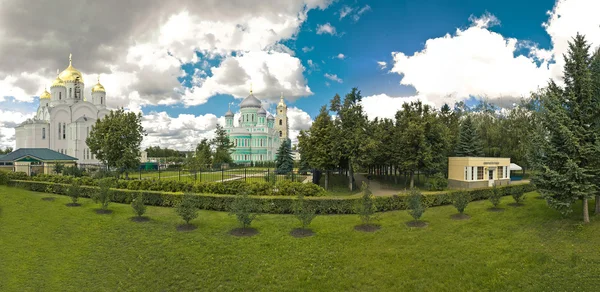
<box><xmin>293</xmin><ymin>193</ymin><xmax>317</xmax><ymax>229</ymax></box>
<box><xmin>211</xmin><ymin>124</ymin><xmax>234</xmax><ymax>166</ymax></box>
<box><xmin>188</xmin><ymin>138</ymin><xmax>212</xmax><ymax>170</ymax></box>
<box><xmin>176</xmin><ymin>194</ymin><xmax>199</xmax><ymax>225</ymax></box>
<box><xmin>53</xmin><ymin>163</ymin><xmax>65</xmax><ymax>175</ymax></box>
<box><xmin>455</xmin><ymin>116</ymin><xmax>484</xmax><ymax>157</ymax></box>
<box><xmin>131</xmin><ymin>193</ymin><xmax>147</xmax><ymax>219</ymax></box>
<box><xmin>590</xmin><ymin>47</ymin><xmax>600</xmax><ymax>215</ymax></box>
<box><xmin>67</xmin><ymin>181</ymin><xmax>81</xmax><ymax>206</ymax></box>
<box><xmin>488</xmin><ymin>185</ymin><xmax>502</xmax><ymax>209</ymax></box>
<box><xmin>229</xmin><ymin>191</ymin><xmax>258</xmax><ymax>229</ymax></box>
<box><xmin>451</xmin><ymin>191</ymin><xmax>471</xmax><ymax>216</ymax></box>
<box><xmin>407</xmin><ymin>188</ymin><xmax>426</xmax><ymax>222</ymax></box>
<box><xmin>92</xmin><ymin>177</ymin><xmax>114</xmax><ymax>212</ymax></box>
<box><xmin>530</xmin><ymin>34</ymin><xmax>598</xmax><ymax>223</ymax></box>
<box><xmin>275</xmin><ymin>139</ymin><xmax>293</xmax><ymax>174</ymax></box>
<box><xmin>297</xmin><ymin>106</ymin><xmax>340</xmax><ymax>190</ymax></box>
<box><xmin>355</xmin><ymin>182</ymin><xmax>378</xmax><ymax>226</ymax></box>
<box><xmin>0</xmin><ymin>147</ymin><xmax>13</xmax><ymax>155</ymax></box>
<box><xmin>87</xmin><ymin>108</ymin><xmax>144</xmax><ymax>176</ymax></box>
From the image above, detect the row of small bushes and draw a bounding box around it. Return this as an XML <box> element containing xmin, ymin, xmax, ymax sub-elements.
<box><xmin>4</xmin><ymin>178</ymin><xmax>536</xmax><ymax>214</ymax></box>
<box><xmin>20</xmin><ymin>173</ymin><xmax>326</xmax><ymax>197</ymax></box>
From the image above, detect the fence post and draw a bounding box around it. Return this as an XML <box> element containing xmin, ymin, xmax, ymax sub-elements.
<box><xmin>221</xmin><ymin>167</ymin><xmax>224</xmax><ymax>182</ymax></box>
<box><xmin>158</xmin><ymin>165</ymin><xmax>161</xmax><ymax>180</ymax></box>
<box><xmin>244</xmin><ymin>168</ymin><xmax>247</xmax><ymax>182</ymax></box>
<box><xmin>267</xmin><ymin>168</ymin><xmax>270</xmax><ymax>183</ymax></box>
<box><xmin>178</xmin><ymin>169</ymin><xmax>181</xmax><ymax>181</ymax></box>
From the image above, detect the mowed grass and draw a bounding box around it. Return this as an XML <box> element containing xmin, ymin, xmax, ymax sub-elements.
<box><xmin>1</xmin><ymin>186</ymin><xmax>599</xmax><ymax>291</ymax></box>
<box><xmin>138</xmin><ymin>170</ymin><xmax>235</xmax><ymax>182</ymax></box>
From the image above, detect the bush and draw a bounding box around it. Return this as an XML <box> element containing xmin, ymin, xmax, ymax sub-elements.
<box><xmin>451</xmin><ymin>191</ymin><xmax>471</xmax><ymax>214</ymax></box>
<box><xmin>293</xmin><ymin>193</ymin><xmax>317</xmax><ymax>229</ymax></box>
<box><xmin>407</xmin><ymin>188</ymin><xmax>426</xmax><ymax>221</ymax></box>
<box><xmin>489</xmin><ymin>186</ymin><xmax>502</xmax><ymax>208</ymax></box>
<box><xmin>68</xmin><ymin>181</ymin><xmax>82</xmax><ymax>204</ymax></box>
<box><xmin>131</xmin><ymin>193</ymin><xmax>147</xmax><ymax>217</ymax></box>
<box><xmin>264</xmin><ymin>172</ymin><xmax>277</xmax><ymax>185</ymax></box>
<box><xmin>92</xmin><ymin>178</ymin><xmax>115</xmax><ymax>210</ymax></box>
<box><xmin>0</xmin><ymin>171</ymin><xmax>8</xmax><ymax>185</ymax></box>
<box><xmin>229</xmin><ymin>191</ymin><xmax>258</xmax><ymax>228</ymax></box>
<box><xmin>53</xmin><ymin>163</ymin><xmax>65</xmax><ymax>174</ymax></box>
<box><xmin>510</xmin><ymin>186</ymin><xmax>526</xmax><ymax>204</ymax></box>
<box><xmin>63</xmin><ymin>166</ymin><xmax>84</xmax><ymax>177</ymax></box>
<box><xmin>355</xmin><ymin>182</ymin><xmax>378</xmax><ymax>225</ymax></box>
<box><xmin>176</xmin><ymin>193</ymin><xmax>199</xmax><ymax>224</ymax></box>
<box><xmin>425</xmin><ymin>173</ymin><xmax>448</xmax><ymax>191</ymax></box>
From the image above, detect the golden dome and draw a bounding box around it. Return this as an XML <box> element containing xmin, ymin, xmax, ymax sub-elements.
<box><xmin>91</xmin><ymin>75</ymin><xmax>105</xmax><ymax>93</ymax></box>
<box><xmin>58</xmin><ymin>54</ymin><xmax>84</xmax><ymax>83</ymax></box>
<box><xmin>40</xmin><ymin>88</ymin><xmax>51</xmax><ymax>99</ymax></box>
<box><xmin>51</xmin><ymin>70</ymin><xmax>65</xmax><ymax>87</ymax></box>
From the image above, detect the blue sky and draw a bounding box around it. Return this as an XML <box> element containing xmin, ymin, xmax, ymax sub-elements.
<box><xmin>0</xmin><ymin>0</ymin><xmax>597</xmax><ymax>149</ymax></box>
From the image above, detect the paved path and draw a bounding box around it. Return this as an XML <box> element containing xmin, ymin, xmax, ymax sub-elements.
<box><xmin>354</xmin><ymin>173</ymin><xmax>401</xmax><ymax>196</ymax></box>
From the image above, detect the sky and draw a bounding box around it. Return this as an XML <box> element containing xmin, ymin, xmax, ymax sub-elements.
<box><xmin>0</xmin><ymin>0</ymin><xmax>599</xmax><ymax>151</ymax></box>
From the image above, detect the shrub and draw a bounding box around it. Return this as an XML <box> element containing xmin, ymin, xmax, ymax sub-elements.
<box><xmin>229</xmin><ymin>191</ymin><xmax>258</xmax><ymax>228</ymax></box>
<box><xmin>407</xmin><ymin>188</ymin><xmax>426</xmax><ymax>221</ymax></box>
<box><xmin>63</xmin><ymin>166</ymin><xmax>84</xmax><ymax>177</ymax></box>
<box><xmin>68</xmin><ymin>181</ymin><xmax>82</xmax><ymax>204</ymax></box>
<box><xmin>53</xmin><ymin>163</ymin><xmax>65</xmax><ymax>174</ymax></box>
<box><xmin>489</xmin><ymin>186</ymin><xmax>502</xmax><ymax>208</ymax></box>
<box><xmin>176</xmin><ymin>193</ymin><xmax>199</xmax><ymax>224</ymax></box>
<box><xmin>425</xmin><ymin>173</ymin><xmax>448</xmax><ymax>191</ymax></box>
<box><xmin>451</xmin><ymin>191</ymin><xmax>471</xmax><ymax>214</ymax></box>
<box><xmin>0</xmin><ymin>171</ymin><xmax>8</xmax><ymax>185</ymax></box>
<box><xmin>264</xmin><ymin>172</ymin><xmax>277</xmax><ymax>185</ymax></box>
<box><xmin>131</xmin><ymin>193</ymin><xmax>147</xmax><ymax>217</ymax></box>
<box><xmin>510</xmin><ymin>186</ymin><xmax>526</xmax><ymax>204</ymax></box>
<box><xmin>92</xmin><ymin>178</ymin><xmax>115</xmax><ymax>210</ymax></box>
<box><xmin>293</xmin><ymin>193</ymin><xmax>317</xmax><ymax>229</ymax></box>
<box><xmin>355</xmin><ymin>182</ymin><xmax>378</xmax><ymax>225</ymax></box>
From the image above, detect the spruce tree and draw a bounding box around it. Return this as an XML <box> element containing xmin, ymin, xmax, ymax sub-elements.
<box><xmin>455</xmin><ymin>116</ymin><xmax>484</xmax><ymax>157</ymax></box>
<box><xmin>211</xmin><ymin>124</ymin><xmax>234</xmax><ymax>166</ymax></box>
<box><xmin>275</xmin><ymin>139</ymin><xmax>293</xmax><ymax>174</ymax></box>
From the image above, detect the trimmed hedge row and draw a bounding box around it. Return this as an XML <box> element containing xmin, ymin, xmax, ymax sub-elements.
<box><xmin>5</xmin><ymin>179</ymin><xmax>536</xmax><ymax>214</ymax></box>
<box><xmin>22</xmin><ymin>173</ymin><xmax>327</xmax><ymax>197</ymax></box>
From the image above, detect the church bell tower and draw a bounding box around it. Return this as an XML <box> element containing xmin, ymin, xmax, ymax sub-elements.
<box><xmin>275</xmin><ymin>93</ymin><xmax>289</xmax><ymax>141</ymax></box>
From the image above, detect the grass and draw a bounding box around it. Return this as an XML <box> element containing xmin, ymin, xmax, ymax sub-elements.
<box><xmin>1</xmin><ymin>186</ymin><xmax>599</xmax><ymax>291</ymax></box>
<box><xmin>138</xmin><ymin>170</ymin><xmax>235</xmax><ymax>182</ymax></box>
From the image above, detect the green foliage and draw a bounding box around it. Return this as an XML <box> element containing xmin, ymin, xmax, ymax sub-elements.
<box><xmin>0</xmin><ymin>171</ymin><xmax>8</xmax><ymax>185</ymax></box>
<box><xmin>275</xmin><ymin>139</ymin><xmax>294</xmax><ymax>174</ymax></box>
<box><xmin>131</xmin><ymin>193</ymin><xmax>147</xmax><ymax>217</ymax></box>
<box><xmin>455</xmin><ymin>116</ymin><xmax>484</xmax><ymax>157</ymax></box>
<box><xmin>229</xmin><ymin>191</ymin><xmax>258</xmax><ymax>228</ymax></box>
<box><xmin>53</xmin><ymin>163</ymin><xmax>65</xmax><ymax>174</ymax></box>
<box><xmin>176</xmin><ymin>193</ymin><xmax>199</xmax><ymax>224</ymax></box>
<box><xmin>92</xmin><ymin>178</ymin><xmax>114</xmax><ymax>210</ymax></box>
<box><xmin>188</xmin><ymin>138</ymin><xmax>212</xmax><ymax>170</ymax></box>
<box><xmin>354</xmin><ymin>182</ymin><xmax>378</xmax><ymax>225</ymax></box>
<box><xmin>293</xmin><ymin>193</ymin><xmax>318</xmax><ymax>228</ymax></box>
<box><xmin>145</xmin><ymin>146</ymin><xmax>183</xmax><ymax>158</ymax></box>
<box><xmin>264</xmin><ymin>172</ymin><xmax>278</xmax><ymax>185</ymax></box>
<box><xmin>211</xmin><ymin>124</ymin><xmax>234</xmax><ymax>165</ymax></box>
<box><xmin>297</xmin><ymin>106</ymin><xmax>340</xmax><ymax>174</ymax></box>
<box><xmin>489</xmin><ymin>186</ymin><xmax>502</xmax><ymax>208</ymax></box>
<box><xmin>68</xmin><ymin>181</ymin><xmax>82</xmax><ymax>204</ymax></box>
<box><xmin>62</xmin><ymin>165</ymin><xmax>84</xmax><ymax>177</ymax></box>
<box><xmin>425</xmin><ymin>173</ymin><xmax>448</xmax><ymax>191</ymax></box>
<box><xmin>407</xmin><ymin>188</ymin><xmax>426</xmax><ymax>221</ymax></box>
<box><xmin>86</xmin><ymin>108</ymin><xmax>144</xmax><ymax>171</ymax></box>
<box><xmin>510</xmin><ymin>187</ymin><xmax>526</xmax><ymax>204</ymax></box>
<box><xmin>451</xmin><ymin>191</ymin><xmax>471</xmax><ymax>214</ymax></box>
<box><xmin>0</xmin><ymin>146</ymin><xmax>13</xmax><ymax>155</ymax></box>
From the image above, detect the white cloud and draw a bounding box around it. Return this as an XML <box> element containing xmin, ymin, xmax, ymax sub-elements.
<box><xmin>324</xmin><ymin>73</ymin><xmax>343</xmax><ymax>83</ymax></box>
<box><xmin>336</xmin><ymin>53</ymin><xmax>346</xmax><ymax>60</ymax></box>
<box><xmin>339</xmin><ymin>6</ymin><xmax>353</xmax><ymax>20</ymax></box>
<box><xmin>353</xmin><ymin>5</ymin><xmax>371</xmax><ymax>22</ymax></box>
<box><xmin>302</xmin><ymin>46</ymin><xmax>315</xmax><ymax>53</ymax></box>
<box><xmin>287</xmin><ymin>107</ymin><xmax>313</xmax><ymax>145</ymax></box>
<box><xmin>389</xmin><ymin>13</ymin><xmax>553</xmax><ymax>106</ymax></box>
<box><xmin>141</xmin><ymin>111</ymin><xmax>220</xmax><ymax>151</ymax></box>
<box><xmin>0</xmin><ymin>109</ymin><xmax>34</xmax><ymax>149</ymax></box>
<box><xmin>361</xmin><ymin>94</ymin><xmax>434</xmax><ymax>121</ymax></box>
<box><xmin>377</xmin><ymin>61</ymin><xmax>387</xmax><ymax>69</ymax></box>
<box><xmin>182</xmin><ymin>50</ymin><xmax>312</xmax><ymax>106</ymax></box>
<box><xmin>317</xmin><ymin>23</ymin><xmax>337</xmax><ymax>35</ymax></box>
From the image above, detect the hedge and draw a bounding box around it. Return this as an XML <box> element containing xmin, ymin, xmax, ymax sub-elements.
<box><xmin>4</xmin><ymin>179</ymin><xmax>536</xmax><ymax>214</ymax></box>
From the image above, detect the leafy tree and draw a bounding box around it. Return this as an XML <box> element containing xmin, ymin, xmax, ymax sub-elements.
<box><xmin>211</xmin><ymin>124</ymin><xmax>234</xmax><ymax>166</ymax></box>
<box><xmin>297</xmin><ymin>106</ymin><xmax>340</xmax><ymax>190</ymax></box>
<box><xmin>188</xmin><ymin>138</ymin><xmax>212</xmax><ymax>170</ymax></box>
<box><xmin>455</xmin><ymin>116</ymin><xmax>484</xmax><ymax>157</ymax></box>
<box><xmin>293</xmin><ymin>193</ymin><xmax>317</xmax><ymax>229</ymax></box>
<box><xmin>176</xmin><ymin>194</ymin><xmax>199</xmax><ymax>225</ymax></box>
<box><xmin>488</xmin><ymin>186</ymin><xmax>502</xmax><ymax>208</ymax></box>
<box><xmin>407</xmin><ymin>188</ymin><xmax>426</xmax><ymax>221</ymax></box>
<box><xmin>510</xmin><ymin>187</ymin><xmax>526</xmax><ymax>205</ymax></box>
<box><xmin>145</xmin><ymin>146</ymin><xmax>183</xmax><ymax>158</ymax></box>
<box><xmin>53</xmin><ymin>163</ymin><xmax>65</xmax><ymax>175</ymax></box>
<box><xmin>451</xmin><ymin>191</ymin><xmax>471</xmax><ymax>214</ymax></box>
<box><xmin>275</xmin><ymin>139</ymin><xmax>294</xmax><ymax>174</ymax></box>
<box><xmin>355</xmin><ymin>182</ymin><xmax>378</xmax><ymax>225</ymax></box>
<box><xmin>87</xmin><ymin>108</ymin><xmax>144</xmax><ymax>176</ymax></box>
<box><xmin>229</xmin><ymin>191</ymin><xmax>258</xmax><ymax>229</ymax></box>
<box><xmin>530</xmin><ymin>34</ymin><xmax>599</xmax><ymax>223</ymax></box>
<box><xmin>92</xmin><ymin>178</ymin><xmax>114</xmax><ymax>211</ymax></box>
<box><xmin>0</xmin><ymin>147</ymin><xmax>13</xmax><ymax>155</ymax></box>
<box><xmin>131</xmin><ymin>193</ymin><xmax>147</xmax><ymax>218</ymax></box>
<box><xmin>67</xmin><ymin>181</ymin><xmax>82</xmax><ymax>205</ymax></box>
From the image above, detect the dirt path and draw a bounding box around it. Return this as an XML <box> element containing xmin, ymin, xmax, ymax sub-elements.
<box><xmin>354</xmin><ymin>173</ymin><xmax>399</xmax><ymax>196</ymax></box>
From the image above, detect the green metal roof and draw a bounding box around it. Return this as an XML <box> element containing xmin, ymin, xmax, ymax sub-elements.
<box><xmin>0</xmin><ymin>148</ymin><xmax>78</xmax><ymax>162</ymax></box>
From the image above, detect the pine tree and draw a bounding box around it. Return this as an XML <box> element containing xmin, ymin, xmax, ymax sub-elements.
<box><xmin>455</xmin><ymin>116</ymin><xmax>484</xmax><ymax>157</ymax></box>
<box><xmin>589</xmin><ymin>48</ymin><xmax>600</xmax><ymax>215</ymax></box>
<box><xmin>275</xmin><ymin>139</ymin><xmax>294</xmax><ymax>174</ymax></box>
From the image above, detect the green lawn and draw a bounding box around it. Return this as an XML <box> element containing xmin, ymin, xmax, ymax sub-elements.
<box><xmin>138</xmin><ymin>170</ymin><xmax>235</xmax><ymax>182</ymax></box>
<box><xmin>1</xmin><ymin>186</ymin><xmax>599</xmax><ymax>291</ymax></box>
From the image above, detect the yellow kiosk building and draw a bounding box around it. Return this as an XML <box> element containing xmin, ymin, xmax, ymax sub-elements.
<box><xmin>447</xmin><ymin>157</ymin><xmax>511</xmax><ymax>189</ymax></box>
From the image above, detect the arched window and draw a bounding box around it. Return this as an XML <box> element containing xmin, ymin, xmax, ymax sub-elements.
<box><xmin>69</xmin><ymin>88</ymin><xmax>72</xmax><ymax>98</ymax></box>
<box><xmin>42</xmin><ymin>128</ymin><xmax>46</xmax><ymax>139</ymax></box>
<box><xmin>59</xmin><ymin>92</ymin><xmax>62</xmax><ymax>100</ymax></box>
<box><xmin>58</xmin><ymin>123</ymin><xmax>61</xmax><ymax>139</ymax></box>
<box><xmin>279</xmin><ymin>119</ymin><xmax>282</xmax><ymax>125</ymax></box>
<box><xmin>63</xmin><ymin>124</ymin><xmax>66</xmax><ymax>139</ymax></box>
<box><xmin>100</xmin><ymin>96</ymin><xmax>103</xmax><ymax>104</ymax></box>
<box><xmin>279</xmin><ymin>131</ymin><xmax>282</xmax><ymax>137</ymax></box>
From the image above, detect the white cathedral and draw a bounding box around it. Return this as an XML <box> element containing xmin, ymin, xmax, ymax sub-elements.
<box><xmin>15</xmin><ymin>54</ymin><xmax>110</xmax><ymax>164</ymax></box>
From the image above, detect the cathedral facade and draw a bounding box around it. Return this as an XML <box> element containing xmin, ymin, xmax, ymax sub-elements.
<box><xmin>224</xmin><ymin>91</ymin><xmax>289</xmax><ymax>163</ymax></box>
<box><xmin>15</xmin><ymin>55</ymin><xmax>110</xmax><ymax>164</ymax></box>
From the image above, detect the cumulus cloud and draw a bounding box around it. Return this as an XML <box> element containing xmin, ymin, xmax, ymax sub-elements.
<box><xmin>302</xmin><ymin>46</ymin><xmax>315</xmax><ymax>53</ymax></box>
<box><xmin>324</xmin><ymin>73</ymin><xmax>343</xmax><ymax>83</ymax></box>
<box><xmin>377</xmin><ymin>61</ymin><xmax>387</xmax><ymax>69</ymax></box>
<box><xmin>141</xmin><ymin>111</ymin><xmax>220</xmax><ymax>150</ymax></box>
<box><xmin>287</xmin><ymin>107</ymin><xmax>313</xmax><ymax>145</ymax></box>
<box><xmin>336</xmin><ymin>53</ymin><xmax>346</xmax><ymax>60</ymax></box>
<box><xmin>0</xmin><ymin>109</ymin><xmax>34</xmax><ymax>148</ymax></box>
<box><xmin>361</xmin><ymin>94</ymin><xmax>435</xmax><ymax>121</ymax></box>
<box><xmin>317</xmin><ymin>23</ymin><xmax>337</xmax><ymax>35</ymax></box>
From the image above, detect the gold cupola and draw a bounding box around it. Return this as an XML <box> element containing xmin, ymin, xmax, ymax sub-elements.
<box><xmin>91</xmin><ymin>75</ymin><xmax>105</xmax><ymax>93</ymax></box>
<box><xmin>58</xmin><ymin>54</ymin><xmax>84</xmax><ymax>83</ymax></box>
<box><xmin>40</xmin><ymin>88</ymin><xmax>51</xmax><ymax>99</ymax></box>
<box><xmin>51</xmin><ymin>69</ymin><xmax>65</xmax><ymax>87</ymax></box>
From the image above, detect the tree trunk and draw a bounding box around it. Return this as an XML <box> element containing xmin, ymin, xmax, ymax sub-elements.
<box><xmin>596</xmin><ymin>195</ymin><xmax>600</xmax><ymax>215</ymax></box>
<box><xmin>348</xmin><ymin>159</ymin><xmax>354</xmax><ymax>192</ymax></box>
<box><xmin>325</xmin><ymin>171</ymin><xmax>329</xmax><ymax>190</ymax></box>
<box><xmin>409</xmin><ymin>172</ymin><xmax>415</xmax><ymax>189</ymax></box>
<box><xmin>583</xmin><ymin>197</ymin><xmax>590</xmax><ymax>223</ymax></box>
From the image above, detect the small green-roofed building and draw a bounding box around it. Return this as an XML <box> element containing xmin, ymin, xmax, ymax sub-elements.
<box><xmin>0</xmin><ymin>148</ymin><xmax>78</xmax><ymax>175</ymax></box>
